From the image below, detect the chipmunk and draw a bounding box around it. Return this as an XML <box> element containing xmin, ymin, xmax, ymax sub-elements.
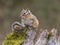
<box><xmin>19</xmin><ymin>9</ymin><xmax>39</xmax><ymax>30</ymax></box>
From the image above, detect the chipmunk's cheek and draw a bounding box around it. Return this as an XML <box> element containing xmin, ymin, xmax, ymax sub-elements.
<box><xmin>25</xmin><ymin>15</ymin><xmax>29</xmax><ymax>18</ymax></box>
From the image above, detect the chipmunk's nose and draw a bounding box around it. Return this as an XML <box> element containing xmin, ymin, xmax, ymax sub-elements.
<box><xmin>19</xmin><ymin>15</ymin><xmax>21</xmax><ymax>18</ymax></box>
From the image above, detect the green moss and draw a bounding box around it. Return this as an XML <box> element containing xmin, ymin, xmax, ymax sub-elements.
<box><xmin>2</xmin><ymin>31</ymin><xmax>26</xmax><ymax>45</ymax></box>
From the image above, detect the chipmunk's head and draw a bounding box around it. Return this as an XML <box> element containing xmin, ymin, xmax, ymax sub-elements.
<box><xmin>19</xmin><ymin>9</ymin><xmax>32</xmax><ymax>19</ymax></box>
<box><xmin>11</xmin><ymin>22</ymin><xmax>25</xmax><ymax>32</ymax></box>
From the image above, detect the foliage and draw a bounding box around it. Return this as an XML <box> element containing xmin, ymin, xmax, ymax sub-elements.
<box><xmin>2</xmin><ymin>31</ymin><xmax>26</xmax><ymax>45</ymax></box>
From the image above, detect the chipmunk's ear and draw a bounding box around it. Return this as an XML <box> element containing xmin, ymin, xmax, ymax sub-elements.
<box><xmin>26</xmin><ymin>8</ymin><xmax>32</xmax><ymax>14</ymax></box>
<box><xmin>20</xmin><ymin>9</ymin><xmax>26</xmax><ymax>16</ymax></box>
<box><xmin>21</xmin><ymin>9</ymin><xmax>25</xmax><ymax>13</ymax></box>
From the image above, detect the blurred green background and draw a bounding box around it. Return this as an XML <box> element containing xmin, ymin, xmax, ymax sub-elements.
<box><xmin>0</xmin><ymin>0</ymin><xmax>60</xmax><ymax>45</ymax></box>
